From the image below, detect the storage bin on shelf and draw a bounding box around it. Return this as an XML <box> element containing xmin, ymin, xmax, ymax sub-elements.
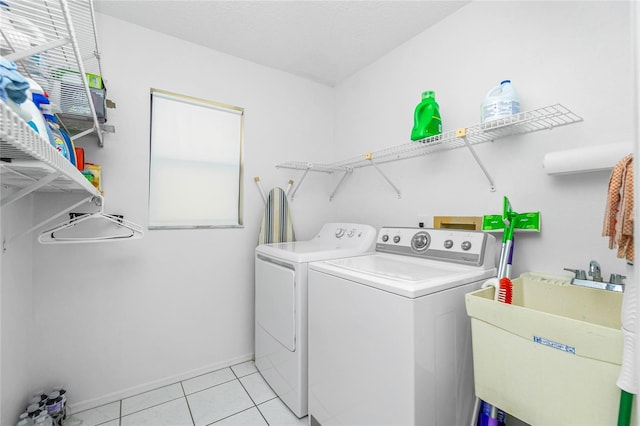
<box><xmin>465</xmin><ymin>272</ymin><xmax>635</xmax><ymax>426</ymax></box>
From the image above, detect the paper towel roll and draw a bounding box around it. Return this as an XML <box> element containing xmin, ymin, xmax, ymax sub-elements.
<box><xmin>543</xmin><ymin>142</ymin><xmax>633</xmax><ymax>175</ymax></box>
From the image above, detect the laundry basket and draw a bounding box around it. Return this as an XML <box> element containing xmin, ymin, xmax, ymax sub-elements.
<box><xmin>465</xmin><ymin>272</ymin><xmax>635</xmax><ymax>425</ymax></box>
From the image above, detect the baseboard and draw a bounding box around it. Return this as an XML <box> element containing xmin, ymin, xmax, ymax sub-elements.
<box><xmin>68</xmin><ymin>353</ymin><xmax>254</xmax><ymax>414</ymax></box>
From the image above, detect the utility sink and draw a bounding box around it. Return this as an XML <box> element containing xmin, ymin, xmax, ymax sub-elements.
<box><xmin>465</xmin><ymin>272</ymin><xmax>633</xmax><ymax>425</ymax></box>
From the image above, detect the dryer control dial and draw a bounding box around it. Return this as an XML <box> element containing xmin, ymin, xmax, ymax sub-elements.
<box><xmin>461</xmin><ymin>241</ymin><xmax>472</xmax><ymax>251</ymax></box>
<box><xmin>381</xmin><ymin>234</ymin><xmax>389</xmax><ymax>242</ymax></box>
<box><xmin>411</xmin><ymin>231</ymin><xmax>431</xmax><ymax>252</ymax></box>
<box><xmin>335</xmin><ymin>228</ymin><xmax>346</xmax><ymax>238</ymax></box>
<box><xmin>393</xmin><ymin>235</ymin><xmax>401</xmax><ymax>244</ymax></box>
<box><xmin>444</xmin><ymin>239</ymin><xmax>454</xmax><ymax>249</ymax></box>
<box><xmin>347</xmin><ymin>229</ymin><xmax>356</xmax><ymax>238</ymax></box>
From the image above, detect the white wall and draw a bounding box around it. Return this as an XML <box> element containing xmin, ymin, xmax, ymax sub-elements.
<box><xmin>25</xmin><ymin>13</ymin><xmax>334</xmax><ymax>413</ymax></box>
<box><xmin>1</xmin><ymin>1</ymin><xmax>636</xmax><ymax>422</ymax></box>
<box><xmin>329</xmin><ymin>1</ymin><xmax>635</xmax><ymax>280</ymax></box>
<box><xmin>0</xmin><ymin>194</ymin><xmax>34</xmax><ymax>425</ymax></box>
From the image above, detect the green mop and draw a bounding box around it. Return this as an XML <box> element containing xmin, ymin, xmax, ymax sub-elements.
<box><xmin>474</xmin><ymin>196</ymin><xmax>541</xmax><ymax>425</ymax></box>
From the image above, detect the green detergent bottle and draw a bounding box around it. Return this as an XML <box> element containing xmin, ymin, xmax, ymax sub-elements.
<box><xmin>410</xmin><ymin>91</ymin><xmax>442</xmax><ymax>141</ymax></box>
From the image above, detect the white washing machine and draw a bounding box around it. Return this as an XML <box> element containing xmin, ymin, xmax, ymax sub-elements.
<box><xmin>255</xmin><ymin>223</ymin><xmax>377</xmax><ymax>418</ymax></box>
<box><xmin>307</xmin><ymin>227</ymin><xmax>497</xmax><ymax>426</ymax></box>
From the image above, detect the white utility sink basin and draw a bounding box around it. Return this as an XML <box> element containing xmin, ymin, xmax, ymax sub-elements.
<box><xmin>466</xmin><ymin>272</ymin><xmax>634</xmax><ymax>425</ymax></box>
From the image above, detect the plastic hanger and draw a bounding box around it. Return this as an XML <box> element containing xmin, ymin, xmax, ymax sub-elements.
<box><xmin>38</xmin><ymin>205</ymin><xmax>144</xmax><ymax>244</ymax></box>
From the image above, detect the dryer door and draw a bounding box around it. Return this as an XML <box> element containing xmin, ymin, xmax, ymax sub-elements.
<box><xmin>255</xmin><ymin>256</ymin><xmax>296</xmax><ymax>351</ymax></box>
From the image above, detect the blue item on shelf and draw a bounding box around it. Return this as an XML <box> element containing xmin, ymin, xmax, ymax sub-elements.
<box><xmin>0</xmin><ymin>56</ymin><xmax>29</xmax><ymax>104</ymax></box>
<box><xmin>46</xmin><ymin>121</ymin><xmax>71</xmax><ymax>162</ymax></box>
<box><xmin>31</xmin><ymin>92</ymin><xmax>59</xmax><ymax>148</ymax></box>
<box><xmin>43</xmin><ymin>120</ymin><xmax>57</xmax><ymax>148</ymax></box>
<box><xmin>59</xmin><ymin>127</ymin><xmax>76</xmax><ymax>167</ymax></box>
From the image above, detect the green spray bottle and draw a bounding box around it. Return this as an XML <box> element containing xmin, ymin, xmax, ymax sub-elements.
<box><xmin>410</xmin><ymin>91</ymin><xmax>442</xmax><ymax>141</ymax></box>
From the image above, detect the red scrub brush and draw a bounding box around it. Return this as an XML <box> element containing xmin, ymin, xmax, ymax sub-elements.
<box><xmin>497</xmin><ymin>277</ymin><xmax>513</xmax><ymax>304</ymax></box>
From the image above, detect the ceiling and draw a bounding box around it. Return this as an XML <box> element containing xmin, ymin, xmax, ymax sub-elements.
<box><xmin>93</xmin><ymin>1</ymin><xmax>471</xmax><ymax>87</ymax></box>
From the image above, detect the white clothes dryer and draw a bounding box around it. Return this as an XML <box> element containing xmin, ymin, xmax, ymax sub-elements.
<box><xmin>255</xmin><ymin>223</ymin><xmax>377</xmax><ymax>418</ymax></box>
<box><xmin>307</xmin><ymin>227</ymin><xmax>497</xmax><ymax>426</ymax></box>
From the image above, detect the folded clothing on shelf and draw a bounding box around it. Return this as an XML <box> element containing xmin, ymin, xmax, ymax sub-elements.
<box><xmin>0</xmin><ymin>56</ymin><xmax>29</xmax><ymax>103</ymax></box>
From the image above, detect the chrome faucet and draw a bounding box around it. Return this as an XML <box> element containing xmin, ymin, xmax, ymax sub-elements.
<box><xmin>588</xmin><ymin>260</ymin><xmax>602</xmax><ymax>282</ymax></box>
<box><xmin>564</xmin><ymin>260</ymin><xmax>625</xmax><ymax>292</ymax></box>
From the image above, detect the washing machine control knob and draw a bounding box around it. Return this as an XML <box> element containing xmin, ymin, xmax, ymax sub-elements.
<box><xmin>393</xmin><ymin>235</ymin><xmax>401</xmax><ymax>243</ymax></box>
<box><xmin>461</xmin><ymin>241</ymin><xmax>472</xmax><ymax>251</ymax></box>
<box><xmin>335</xmin><ymin>228</ymin><xmax>346</xmax><ymax>238</ymax></box>
<box><xmin>347</xmin><ymin>229</ymin><xmax>356</xmax><ymax>237</ymax></box>
<box><xmin>411</xmin><ymin>231</ymin><xmax>430</xmax><ymax>252</ymax></box>
<box><xmin>381</xmin><ymin>234</ymin><xmax>389</xmax><ymax>242</ymax></box>
<box><xmin>444</xmin><ymin>239</ymin><xmax>454</xmax><ymax>249</ymax></box>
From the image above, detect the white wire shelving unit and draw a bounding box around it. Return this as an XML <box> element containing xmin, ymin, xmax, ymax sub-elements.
<box><xmin>1</xmin><ymin>0</ymin><xmax>111</xmax><ymax>146</ymax></box>
<box><xmin>0</xmin><ymin>0</ymin><xmax>107</xmax><ymax>250</ymax></box>
<box><xmin>277</xmin><ymin>104</ymin><xmax>583</xmax><ymax>199</ymax></box>
<box><xmin>1</xmin><ymin>101</ymin><xmax>103</xmax><ymax>249</ymax></box>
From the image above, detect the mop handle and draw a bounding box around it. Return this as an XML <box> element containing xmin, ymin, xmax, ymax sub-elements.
<box><xmin>497</xmin><ymin>239</ymin><xmax>513</xmax><ymax>278</ymax></box>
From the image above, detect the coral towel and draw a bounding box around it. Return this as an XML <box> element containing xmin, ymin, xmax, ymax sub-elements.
<box><xmin>603</xmin><ymin>154</ymin><xmax>634</xmax><ymax>261</ymax></box>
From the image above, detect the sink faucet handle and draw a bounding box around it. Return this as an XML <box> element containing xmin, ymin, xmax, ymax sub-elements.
<box><xmin>564</xmin><ymin>268</ymin><xmax>587</xmax><ymax>280</ymax></box>
<box><xmin>609</xmin><ymin>274</ymin><xmax>627</xmax><ymax>285</ymax></box>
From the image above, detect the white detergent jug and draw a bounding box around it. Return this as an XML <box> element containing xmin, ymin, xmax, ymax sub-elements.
<box><xmin>481</xmin><ymin>80</ymin><xmax>520</xmax><ymax>123</ymax></box>
<box><xmin>22</xmin><ymin>78</ymin><xmax>49</xmax><ymax>141</ymax></box>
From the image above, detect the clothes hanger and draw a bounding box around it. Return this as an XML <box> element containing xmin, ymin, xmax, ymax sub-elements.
<box><xmin>37</xmin><ymin>204</ymin><xmax>144</xmax><ymax>244</ymax></box>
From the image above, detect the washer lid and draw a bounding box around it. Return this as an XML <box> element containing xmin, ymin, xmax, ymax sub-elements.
<box><xmin>255</xmin><ymin>223</ymin><xmax>377</xmax><ymax>263</ymax></box>
<box><xmin>310</xmin><ymin>253</ymin><xmax>496</xmax><ymax>298</ymax></box>
<box><xmin>256</xmin><ymin>240</ymin><xmax>371</xmax><ymax>263</ymax></box>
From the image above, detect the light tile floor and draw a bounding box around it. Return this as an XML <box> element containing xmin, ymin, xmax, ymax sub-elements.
<box><xmin>65</xmin><ymin>361</ymin><xmax>308</xmax><ymax>426</ymax></box>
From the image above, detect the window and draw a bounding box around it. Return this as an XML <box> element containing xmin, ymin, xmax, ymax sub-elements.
<box><xmin>149</xmin><ymin>89</ymin><xmax>243</xmax><ymax>228</ymax></box>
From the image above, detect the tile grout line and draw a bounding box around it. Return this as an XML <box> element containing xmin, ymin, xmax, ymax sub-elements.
<box><xmin>184</xmin><ymin>376</ymin><xmax>238</xmax><ymax>397</ymax></box>
<box><xmin>73</xmin><ymin>362</ymin><xmax>266</xmax><ymax>426</ymax></box>
<box><xmin>119</xmin><ymin>396</ymin><xmax>186</xmax><ymax>419</ymax></box>
<box><xmin>180</xmin><ymin>381</ymin><xmax>197</xmax><ymax>426</ymax></box>
<box><xmin>205</xmin><ymin>406</ymin><xmax>262</xmax><ymax>426</ymax></box>
<box><xmin>120</xmin><ymin>367</ymin><xmax>247</xmax><ymax>423</ymax></box>
<box><xmin>231</xmin><ymin>364</ymin><xmax>272</xmax><ymax>425</ymax></box>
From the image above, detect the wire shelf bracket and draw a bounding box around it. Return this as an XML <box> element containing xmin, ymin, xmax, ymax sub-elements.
<box><xmin>287</xmin><ymin>163</ymin><xmax>312</xmax><ymax>201</ymax></box>
<box><xmin>456</xmin><ymin>127</ymin><xmax>496</xmax><ymax>192</ymax></box>
<box><xmin>329</xmin><ymin>167</ymin><xmax>354</xmax><ymax>201</ymax></box>
<box><xmin>275</xmin><ymin>162</ymin><xmax>337</xmax><ymax>201</ymax></box>
<box><xmin>369</xmin><ymin>156</ymin><xmax>402</xmax><ymax>198</ymax></box>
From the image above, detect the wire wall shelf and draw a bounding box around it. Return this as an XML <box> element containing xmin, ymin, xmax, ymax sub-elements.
<box><xmin>1</xmin><ymin>101</ymin><xmax>101</xmax><ymax>201</ymax></box>
<box><xmin>1</xmin><ymin>100</ymin><xmax>104</xmax><ymax>250</ymax></box>
<box><xmin>1</xmin><ymin>0</ymin><xmax>108</xmax><ymax>145</ymax></box>
<box><xmin>277</xmin><ymin>104</ymin><xmax>582</xmax><ymax>199</ymax></box>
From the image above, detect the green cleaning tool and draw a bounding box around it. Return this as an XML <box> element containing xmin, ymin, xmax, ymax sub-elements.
<box><xmin>483</xmin><ymin>196</ymin><xmax>541</xmax><ymax>278</ymax></box>
<box><xmin>475</xmin><ymin>196</ymin><xmax>541</xmax><ymax>426</ymax></box>
<box><xmin>617</xmin><ymin>389</ymin><xmax>633</xmax><ymax>426</ymax></box>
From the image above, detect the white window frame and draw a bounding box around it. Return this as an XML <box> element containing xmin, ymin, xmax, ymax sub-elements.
<box><xmin>148</xmin><ymin>88</ymin><xmax>244</xmax><ymax>229</ymax></box>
